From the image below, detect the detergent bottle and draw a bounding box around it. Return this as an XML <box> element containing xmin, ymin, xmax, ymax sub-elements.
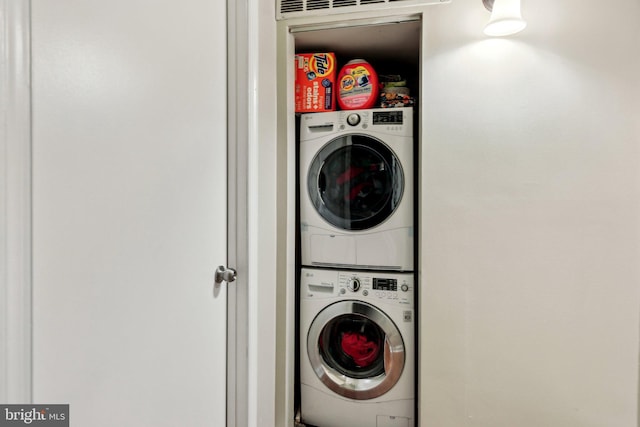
<box><xmin>337</xmin><ymin>59</ymin><xmax>379</xmax><ymax>110</ymax></box>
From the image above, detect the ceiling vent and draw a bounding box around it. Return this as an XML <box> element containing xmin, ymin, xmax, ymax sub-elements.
<box><xmin>277</xmin><ymin>0</ymin><xmax>448</xmax><ymax>20</ymax></box>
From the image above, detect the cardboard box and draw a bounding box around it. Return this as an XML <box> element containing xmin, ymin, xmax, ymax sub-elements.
<box><xmin>295</xmin><ymin>53</ymin><xmax>336</xmax><ymax>113</ymax></box>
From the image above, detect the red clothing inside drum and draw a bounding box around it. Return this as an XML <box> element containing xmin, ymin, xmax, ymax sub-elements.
<box><xmin>341</xmin><ymin>332</ymin><xmax>380</xmax><ymax>367</ymax></box>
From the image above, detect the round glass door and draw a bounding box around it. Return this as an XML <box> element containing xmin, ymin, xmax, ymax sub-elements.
<box><xmin>307</xmin><ymin>134</ymin><xmax>404</xmax><ymax>231</ymax></box>
<box><xmin>307</xmin><ymin>300</ymin><xmax>405</xmax><ymax>400</ymax></box>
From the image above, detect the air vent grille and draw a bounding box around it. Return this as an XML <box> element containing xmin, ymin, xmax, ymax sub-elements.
<box><xmin>306</xmin><ymin>0</ymin><xmax>329</xmax><ymax>10</ymax></box>
<box><xmin>334</xmin><ymin>0</ymin><xmax>357</xmax><ymax>7</ymax></box>
<box><xmin>280</xmin><ymin>0</ymin><xmax>303</xmax><ymax>13</ymax></box>
<box><xmin>277</xmin><ymin>0</ymin><xmax>447</xmax><ymax>20</ymax></box>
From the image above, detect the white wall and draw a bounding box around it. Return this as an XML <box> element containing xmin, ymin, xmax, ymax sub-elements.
<box><xmin>420</xmin><ymin>0</ymin><xmax>640</xmax><ymax>426</ymax></box>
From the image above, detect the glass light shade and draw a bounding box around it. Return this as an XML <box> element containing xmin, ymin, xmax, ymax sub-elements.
<box><xmin>484</xmin><ymin>0</ymin><xmax>527</xmax><ymax>36</ymax></box>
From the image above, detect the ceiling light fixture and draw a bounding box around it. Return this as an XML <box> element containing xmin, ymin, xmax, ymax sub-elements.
<box><xmin>483</xmin><ymin>0</ymin><xmax>527</xmax><ymax>37</ymax></box>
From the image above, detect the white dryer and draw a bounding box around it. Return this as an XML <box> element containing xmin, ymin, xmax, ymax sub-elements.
<box><xmin>299</xmin><ymin>107</ymin><xmax>414</xmax><ymax>271</ymax></box>
<box><xmin>299</xmin><ymin>267</ymin><xmax>415</xmax><ymax>427</ymax></box>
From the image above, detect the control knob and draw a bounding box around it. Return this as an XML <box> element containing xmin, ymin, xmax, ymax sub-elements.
<box><xmin>346</xmin><ymin>113</ymin><xmax>361</xmax><ymax>126</ymax></box>
<box><xmin>347</xmin><ymin>277</ymin><xmax>361</xmax><ymax>292</ymax></box>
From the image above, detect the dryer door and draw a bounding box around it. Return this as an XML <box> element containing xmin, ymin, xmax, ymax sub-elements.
<box><xmin>307</xmin><ymin>300</ymin><xmax>405</xmax><ymax>400</ymax></box>
<box><xmin>308</xmin><ymin>134</ymin><xmax>403</xmax><ymax>231</ymax></box>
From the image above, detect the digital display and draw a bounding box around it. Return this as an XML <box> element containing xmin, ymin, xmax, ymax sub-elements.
<box><xmin>373</xmin><ymin>111</ymin><xmax>403</xmax><ymax>125</ymax></box>
<box><xmin>373</xmin><ymin>278</ymin><xmax>397</xmax><ymax>291</ymax></box>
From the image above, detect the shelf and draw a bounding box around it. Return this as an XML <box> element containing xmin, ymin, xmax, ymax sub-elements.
<box><xmin>293</xmin><ymin>20</ymin><xmax>421</xmax><ymax>69</ymax></box>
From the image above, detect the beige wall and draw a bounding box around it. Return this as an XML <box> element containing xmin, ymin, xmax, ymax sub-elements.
<box><xmin>419</xmin><ymin>0</ymin><xmax>640</xmax><ymax>426</ymax></box>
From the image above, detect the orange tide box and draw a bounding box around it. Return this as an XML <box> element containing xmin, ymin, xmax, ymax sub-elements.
<box><xmin>295</xmin><ymin>53</ymin><xmax>336</xmax><ymax>113</ymax></box>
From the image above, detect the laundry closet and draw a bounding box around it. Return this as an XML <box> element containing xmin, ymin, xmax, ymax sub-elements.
<box><xmin>276</xmin><ymin>4</ymin><xmax>439</xmax><ymax>426</ymax></box>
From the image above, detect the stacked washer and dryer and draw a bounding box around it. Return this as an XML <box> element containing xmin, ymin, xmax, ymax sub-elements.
<box><xmin>298</xmin><ymin>107</ymin><xmax>416</xmax><ymax>427</ymax></box>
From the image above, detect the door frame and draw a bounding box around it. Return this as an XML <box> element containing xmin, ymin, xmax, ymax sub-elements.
<box><xmin>0</xmin><ymin>0</ymin><xmax>33</xmax><ymax>404</ymax></box>
<box><xmin>227</xmin><ymin>0</ymin><xmax>249</xmax><ymax>425</ymax></box>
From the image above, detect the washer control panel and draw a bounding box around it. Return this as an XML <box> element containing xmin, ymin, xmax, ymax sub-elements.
<box><xmin>302</xmin><ymin>268</ymin><xmax>414</xmax><ymax>307</ymax></box>
<box><xmin>337</xmin><ymin>271</ymin><xmax>413</xmax><ymax>307</ymax></box>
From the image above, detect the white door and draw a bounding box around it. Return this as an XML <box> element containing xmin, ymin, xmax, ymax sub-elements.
<box><xmin>30</xmin><ymin>1</ymin><xmax>229</xmax><ymax>426</ymax></box>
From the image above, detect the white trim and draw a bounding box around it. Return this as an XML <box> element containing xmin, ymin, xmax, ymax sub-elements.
<box><xmin>275</xmin><ymin>20</ymin><xmax>297</xmax><ymax>427</ymax></box>
<box><xmin>227</xmin><ymin>0</ymin><xmax>249</xmax><ymax>424</ymax></box>
<box><xmin>247</xmin><ymin>0</ymin><xmax>279</xmax><ymax>426</ymax></box>
<box><xmin>0</xmin><ymin>0</ymin><xmax>32</xmax><ymax>404</ymax></box>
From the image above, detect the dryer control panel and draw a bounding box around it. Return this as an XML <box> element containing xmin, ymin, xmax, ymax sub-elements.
<box><xmin>303</xmin><ymin>107</ymin><xmax>414</xmax><ymax>136</ymax></box>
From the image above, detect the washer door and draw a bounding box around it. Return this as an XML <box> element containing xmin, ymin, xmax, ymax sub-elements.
<box><xmin>307</xmin><ymin>300</ymin><xmax>405</xmax><ymax>400</ymax></box>
<box><xmin>308</xmin><ymin>134</ymin><xmax>404</xmax><ymax>231</ymax></box>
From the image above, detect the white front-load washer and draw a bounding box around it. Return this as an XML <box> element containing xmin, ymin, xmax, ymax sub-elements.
<box><xmin>299</xmin><ymin>267</ymin><xmax>415</xmax><ymax>427</ymax></box>
<box><xmin>299</xmin><ymin>107</ymin><xmax>414</xmax><ymax>271</ymax></box>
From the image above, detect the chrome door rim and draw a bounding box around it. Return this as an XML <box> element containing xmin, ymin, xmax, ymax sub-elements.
<box><xmin>307</xmin><ymin>300</ymin><xmax>405</xmax><ymax>400</ymax></box>
<box><xmin>307</xmin><ymin>134</ymin><xmax>404</xmax><ymax>231</ymax></box>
